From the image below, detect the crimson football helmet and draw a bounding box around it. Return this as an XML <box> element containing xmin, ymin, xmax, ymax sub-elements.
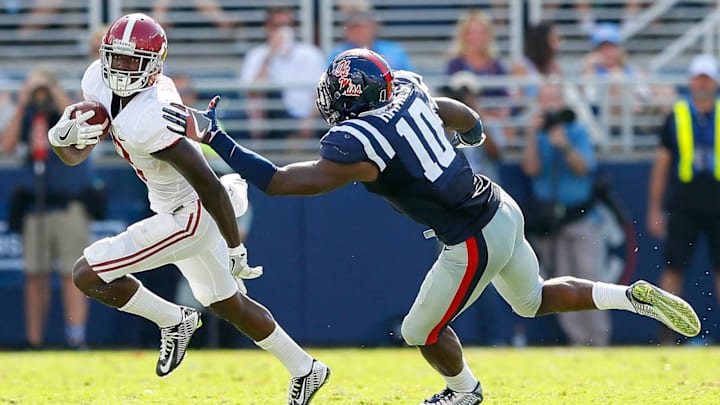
<box><xmin>100</xmin><ymin>13</ymin><xmax>167</xmax><ymax>97</ymax></box>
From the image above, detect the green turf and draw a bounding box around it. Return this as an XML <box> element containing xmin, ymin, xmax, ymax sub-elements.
<box><xmin>0</xmin><ymin>347</ymin><xmax>718</xmax><ymax>404</ymax></box>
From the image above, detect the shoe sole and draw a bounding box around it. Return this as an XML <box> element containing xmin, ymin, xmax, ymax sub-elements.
<box><xmin>632</xmin><ymin>282</ymin><xmax>701</xmax><ymax>337</ymax></box>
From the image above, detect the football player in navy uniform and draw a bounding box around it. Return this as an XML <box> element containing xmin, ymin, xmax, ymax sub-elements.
<box><xmin>163</xmin><ymin>49</ymin><xmax>701</xmax><ymax>405</ymax></box>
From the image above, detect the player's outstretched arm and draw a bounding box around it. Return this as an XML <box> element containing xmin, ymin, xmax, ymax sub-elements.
<box><xmin>199</xmin><ymin>126</ymin><xmax>376</xmax><ymax>196</ymax></box>
<box><xmin>162</xmin><ymin>97</ymin><xmax>378</xmax><ymax>196</ymax></box>
<box><xmin>266</xmin><ymin>158</ymin><xmax>377</xmax><ymax>196</ymax></box>
<box><xmin>152</xmin><ymin>138</ymin><xmax>241</xmax><ymax>248</ymax></box>
<box><xmin>434</xmin><ymin>96</ymin><xmax>486</xmax><ymax>148</ymax></box>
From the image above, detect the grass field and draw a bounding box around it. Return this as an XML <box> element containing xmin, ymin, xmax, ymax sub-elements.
<box><xmin>1</xmin><ymin>346</ymin><xmax>719</xmax><ymax>404</ymax></box>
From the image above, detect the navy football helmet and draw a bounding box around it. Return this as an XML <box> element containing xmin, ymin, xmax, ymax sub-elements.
<box><xmin>316</xmin><ymin>48</ymin><xmax>394</xmax><ymax>125</ymax></box>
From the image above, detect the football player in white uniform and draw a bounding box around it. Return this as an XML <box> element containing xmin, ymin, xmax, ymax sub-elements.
<box><xmin>46</xmin><ymin>13</ymin><xmax>329</xmax><ymax>404</ymax></box>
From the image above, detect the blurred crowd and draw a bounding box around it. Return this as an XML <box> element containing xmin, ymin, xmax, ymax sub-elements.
<box><xmin>1</xmin><ymin>1</ymin><xmax>719</xmax><ymax>349</ymax></box>
<box><xmin>0</xmin><ymin>1</ymin><xmax>702</xmax><ymax>144</ymax></box>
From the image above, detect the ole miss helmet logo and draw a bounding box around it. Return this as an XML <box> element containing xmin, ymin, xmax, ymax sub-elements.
<box><xmin>333</xmin><ymin>59</ymin><xmax>351</xmax><ymax>78</ymax></box>
<box><xmin>339</xmin><ymin>77</ymin><xmax>362</xmax><ymax>96</ymax></box>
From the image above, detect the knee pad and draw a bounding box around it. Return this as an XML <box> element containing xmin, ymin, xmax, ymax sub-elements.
<box><xmin>400</xmin><ymin>315</ymin><xmax>430</xmax><ymax>346</ymax></box>
<box><xmin>511</xmin><ymin>289</ymin><xmax>542</xmax><ymax>318</ymax></box>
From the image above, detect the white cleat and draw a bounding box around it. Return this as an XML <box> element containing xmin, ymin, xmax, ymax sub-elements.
<box><xmin>155</xmin><ymin>306</ymin><xmax>202</xmax><ymax>377</ymax></box>
<box><xmin>288</xmin><ymin>359</ymin><xmax>330</xmax><ymax>405</ymax></box>
<box><xmin>420</xmin><ymin>382</ymin><xmax>483</xmax><ymax>405</ymax></box>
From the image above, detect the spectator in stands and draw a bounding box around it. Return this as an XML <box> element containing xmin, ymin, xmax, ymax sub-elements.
<box><xmin>647</xmin><ymin>54</ymin><xmax>720</xmax><ymax>345</ymax></box>
<box><xmin>511</xmin><ymin>22</ymin><xmax>562</xmax><ymax>102</ymax></box>
<box><xmin>241</xmin><ymin>6</ymin><xmax>325</xmax><ymax>139</ymax></box>
<box><xmin>447</xmin><ymin>9</ymin><xmax>512</xmax><ymax>139</ymax></box>
<box><xmin>328</xmin><ymin>9</ymin><xmax>414</xmax><ymax>71</ymax></box>
<box><xmin>152</xmin><ymin>0</ymin><xmax>235</xmax><ymax>32</ymax></box>
<box><xmin>581</xmin><ymin>22</ymin><xmax>653</xmax><ymax>134</ymax></box>
<box><xmin>1</xmin><ymin>67</ymin><xmax>91</xmax><ymax>349</ymax></box>
<box><xmin>0</xmin><ymin>74</ymin><xmax>15</xmax><ymax>134</ymax></box>
<box><xmin>542</xmin><ymin>1</ymin><xmax>649</xmax><ymax>35</ymax></box>
<box><xmin>87</xmin><ymin>25</ymin><xmax>107</xmax><ymax>61</ymax></box>
<box><xmin>16</xmin><ymin>0</ymin><xmax>64</xmax><ymax>37</ymax></box>
<box><xmin>522</xmin><ymin>82</ymin><xmax>609</xmax><ymax>346</ymax></box>
<box><xmin>172</xmin><ymin>74</ymin><xmax>197</xmax><ymax>106</ymax></box>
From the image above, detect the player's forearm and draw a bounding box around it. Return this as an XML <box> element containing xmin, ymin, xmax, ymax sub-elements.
<box><xmin>265</xmin><ymin>162</ymin><xmax>339</xmax><ymax>196</ymax></box>
<box><xmin>435</xmin><ymin>97</ymin><xmax>478</xmax><ymax>132</ymax></box>
<box><xmin>196</xmin><ymin>181</ymin><xmax>242</xmax><ymax>248</ymax></box>
<box><xmin>52</xmin><ymin>144</ymin><xmax>94</xmax><ymax>166</ymax></box>
<box><xmin>207</xmin><ymin>130</ymin><xmax>278</xmax><ymax>191</ymax></box>
<box><xmin>435</xmin><ymin>97</ymin><xmax>485</xmax><ymax>147</ymax></box>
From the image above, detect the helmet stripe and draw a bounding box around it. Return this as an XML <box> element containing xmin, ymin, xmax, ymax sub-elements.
<box><xmin>362</xmin><ymin>51</ymin><xmax>393</xmax><ymax>98</ymax></box>
<box><xmin>122</xmin><ymin>15</ymin><xmax>138</xmax><ymax>42</ymax></box>
<box><xmin>363</xmin><ymin>52</ymin><xmax>392</xmax><ymax>84</ymax></box>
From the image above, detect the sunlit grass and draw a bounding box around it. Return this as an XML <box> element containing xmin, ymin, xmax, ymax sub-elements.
<box><xmin>0</xmin><ymin>347</ymin><xmax>718</xmax><ymax>404</ymax></box>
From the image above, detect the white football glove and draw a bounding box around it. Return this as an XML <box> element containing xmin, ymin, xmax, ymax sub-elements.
<box><xmin>48</xmin><ymin>105</ymin><xmax>107</xmax><ymax>148</ymax></box>
<box><xmin>220</xmin><ymin>173</ymin><xmax>249</xmax><ymax>217</ymax></box>
<box><xmin>228</xmin><ymin>244</ymin><xmax>263</xmax><ymax>294</ymax></box>
<box><xmin>76</xmin><ymin>118</ymin><xmax>108</xmax><ymax>148</ymax></box>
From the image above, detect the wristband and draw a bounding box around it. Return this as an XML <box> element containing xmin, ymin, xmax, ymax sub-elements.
<box><xmin>227</xmin><ymin>244</ymin><xmax>244</xmax><ymax>255</ymax></box>
<box><xmin>457</xmin><ymin>119</ymin><xmax>485</xmax><ymax>146</ymax></box>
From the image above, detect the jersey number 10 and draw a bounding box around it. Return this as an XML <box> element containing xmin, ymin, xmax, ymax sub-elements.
<box><xmin>396</xmin><ymin>98</ymin><xmax>456</xmax><ymax>182</ymax></box>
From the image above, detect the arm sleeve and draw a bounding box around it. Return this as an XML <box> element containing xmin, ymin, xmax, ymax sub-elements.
<box><xmin>207</xmin><ymin>131</ymin><xmax>278</xmax><ymax>191</ymax></box>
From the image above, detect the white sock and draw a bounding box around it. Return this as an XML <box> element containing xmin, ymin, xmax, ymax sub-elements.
<box><xmin>255</xmin><ymin>323</ymin><xmax>314</xmax><ymax>377</ymax></box>
<box><xmin>592</xmin><ymin>282</ymin><xmax>635</xmax><ymax>312</ymax></box>
<box><xmin>119</xmin><ymin>285</ymin><xmax>183</xmax><ymax>327</ymax></box>
<box><xmin>445</xmin><ymin>358</ymin><xmax>480</xmax><ymax>393</ymax></box>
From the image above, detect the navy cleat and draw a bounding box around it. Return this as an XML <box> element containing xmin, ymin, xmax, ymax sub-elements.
<box><xmin>421</xmin><ymin>382</ymin><xmax>483</xmax><ymax>405</ymax></box>
<box><xmin>288</xmin><ymin>359</ymin><xmax>330</xmax><ymax>405</ymax></box>
<box><xmin>627</xmin><ymin>280</ymin><xmax>701</xmax><ymax>337</ymax></box>
<box><xmin>155</xmin><ymin>306</ymin><xmax>202</xmax><ymax>377</ymax></box>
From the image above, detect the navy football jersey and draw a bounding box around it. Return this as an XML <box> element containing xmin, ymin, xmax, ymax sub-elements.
<box><xmin>320</xmin><ymin>71</ymin><xmax>500</xmax><ymax>245</ymax></box>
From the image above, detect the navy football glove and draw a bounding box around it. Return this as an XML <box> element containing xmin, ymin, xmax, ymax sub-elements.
<box><xmin>162</xmin><ymin>95</ymin><xmax>222</xmax><ymax>144</ymax></box>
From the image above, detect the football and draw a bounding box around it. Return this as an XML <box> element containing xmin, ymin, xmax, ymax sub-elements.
<box><xmin>71</xmin><ymin>100</ymin><xmax>111</xmax><ymax>140</ymax></box>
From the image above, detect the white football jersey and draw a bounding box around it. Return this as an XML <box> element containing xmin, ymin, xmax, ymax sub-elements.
<box><xmin>81</xmin><ymin>60</ymin><xmax>201</xmax><ymax>214</ymax></box>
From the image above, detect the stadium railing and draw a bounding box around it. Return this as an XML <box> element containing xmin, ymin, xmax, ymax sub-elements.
<box><xmin>0</xmin><ymin>74</ymin><xmax>686</xmax><ymax>167</ymax></box>
<box><xmin>0</xmin><ymin>0</ymin><xmax>714</xmax><ymax>164</ymax></box>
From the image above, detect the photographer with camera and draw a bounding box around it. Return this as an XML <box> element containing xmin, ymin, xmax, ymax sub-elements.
<box><xmin>522</xmin><ymin>82</ymin><xmax>609</xmax><ymax>346</ymax></box>
<box><xmin>1</xmin><ymin>67</ymin><xmax>92</xmax><ymax>349</ymax></box>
